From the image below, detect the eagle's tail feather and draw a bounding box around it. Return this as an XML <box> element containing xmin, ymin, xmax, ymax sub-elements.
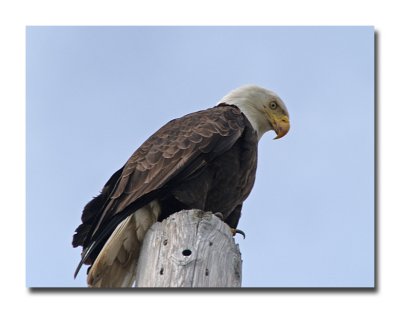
<box><xmin>87</xmin><ymin>201</ymin><xmax>161</xmax><ymax>288</ymax></box>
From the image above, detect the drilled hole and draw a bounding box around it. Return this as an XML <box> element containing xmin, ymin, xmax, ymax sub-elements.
<box><xmin>159</xmin><ymin>268</ymin><xmax>164</xmax><ymax>275</ymax></box>
<box><xmin>205</xmin><ymin>268</ymin><xmax>209</xmax><ymax>276</ymax></box>
<box><xmin>209</xmin><ymin>241</ymin><xmax>213</xmax><ymax>246</ymax></box>
<box><xmin>182</xmin><ymin>249</ymin><xmax>192</xmax><ymax>256</ymax></box>
<box><xmin>163</xmin><ymin>239</ymin><xmax>168</xmax><ymax>246</ymax></box>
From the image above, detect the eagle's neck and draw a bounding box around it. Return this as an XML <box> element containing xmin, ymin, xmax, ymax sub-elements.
<box><xmin>220</xmin><ymin>101</ymin><xmax>272</xmax><ymax>141</ymax></box>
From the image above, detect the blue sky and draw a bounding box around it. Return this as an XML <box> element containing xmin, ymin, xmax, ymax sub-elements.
<box><xmin>26</xmin><ymin>26</ymin><xmax>374</xmax><ymax>287</ymax></box>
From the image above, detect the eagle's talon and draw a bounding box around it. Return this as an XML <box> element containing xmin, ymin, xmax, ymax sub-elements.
<box><xmin>231</xmin><ymin>228</ymin><xmax>246</xmax><ymax>239</ymax></box>
<box><xmin>214</xmin><ymin>212</ymin><xmax>224</xmax><ymax>220</ymax></box>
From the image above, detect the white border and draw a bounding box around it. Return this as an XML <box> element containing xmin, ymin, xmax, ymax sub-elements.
<box><xmin>1</xmin><ymin>0</ymin><xmax>399</xmax><ymax>312</ymax></box>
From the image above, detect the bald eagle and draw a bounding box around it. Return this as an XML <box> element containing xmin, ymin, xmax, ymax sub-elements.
<box><xmin>72</xmin><ymin>85</ymin><xmax>290</xmax><ymax>287</ymax></box>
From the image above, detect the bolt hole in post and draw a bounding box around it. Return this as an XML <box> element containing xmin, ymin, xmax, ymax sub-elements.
<box><xmin>182</xmin><ymin>249</ymin><xmax>192</xmax><ymax>256</ymax></box>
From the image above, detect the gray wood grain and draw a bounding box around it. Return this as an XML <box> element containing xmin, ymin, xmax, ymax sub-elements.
<box><xmin>135</xmin><ymin>209</ymin><xmax>242</xmax><ymax>287</ymax></box>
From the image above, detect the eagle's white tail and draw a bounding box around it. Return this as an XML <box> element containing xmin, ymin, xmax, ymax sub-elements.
<box><xmin>87</xmin><ymin>201</ymin><xmax>161</xmax><ymax>288</ymax></box>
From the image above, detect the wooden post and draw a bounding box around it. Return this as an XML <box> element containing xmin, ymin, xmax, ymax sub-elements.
<box><xmin>135</xmin><ymin>209</ymin><xmax>242</xmax><ymax>287</ymax></box>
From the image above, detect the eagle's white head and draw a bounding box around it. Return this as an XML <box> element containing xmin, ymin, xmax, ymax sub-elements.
<box><xmin>219</xmin><ymin>85</ymin><xmax>290</xmax><ymax>140</ymax></box>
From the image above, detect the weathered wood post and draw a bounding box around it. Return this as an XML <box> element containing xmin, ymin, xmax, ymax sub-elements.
<box><xmin>135</xmin><ymin>209</ymin><xmax>242</xmax><ymax>287</ymax></box>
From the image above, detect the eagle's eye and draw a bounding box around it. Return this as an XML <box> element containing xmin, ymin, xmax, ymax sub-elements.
<box><xmin>269</xmin><ymin>102</ymin><xmax>277</xmax><ymax>110</ymax></box>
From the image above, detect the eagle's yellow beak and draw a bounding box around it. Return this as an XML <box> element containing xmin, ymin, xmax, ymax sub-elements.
<box><xmin>272</xmin><ymin>115</ymin><xmax>290</xmax><ymax>139</ymax></box>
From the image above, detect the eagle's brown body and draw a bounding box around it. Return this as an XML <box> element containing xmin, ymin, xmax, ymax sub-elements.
<box><xmin>73</xmin><ymin>104</ymin><xmax>258</xmax><ymax>287</ymax></box>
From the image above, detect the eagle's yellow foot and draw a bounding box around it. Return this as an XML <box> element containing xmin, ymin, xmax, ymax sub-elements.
<box><xmin>231</xmin><ymin>228</ymin><xmax>246</xmax><ymax>239</ymax></box>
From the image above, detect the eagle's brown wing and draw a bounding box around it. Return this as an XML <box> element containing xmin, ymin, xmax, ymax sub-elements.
<box><xmin>73</xmin><ymin>105</ymin><xmax>246</xmax><ymax>276</ymax></box>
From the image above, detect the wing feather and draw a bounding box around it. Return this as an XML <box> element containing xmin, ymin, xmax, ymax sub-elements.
<box><xmin>74</xmin><ymin>105</ymin><xmax>246</xmax><ymax>271</ymax></box>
